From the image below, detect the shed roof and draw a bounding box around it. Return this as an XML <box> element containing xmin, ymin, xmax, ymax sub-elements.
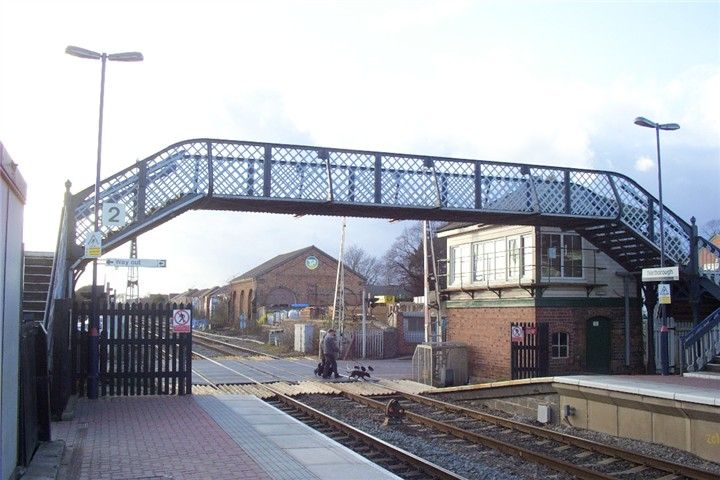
<box><xmin>230</xmin><ymin>245</ymin><xmax>366</xmax><ymax>283</ymax></box>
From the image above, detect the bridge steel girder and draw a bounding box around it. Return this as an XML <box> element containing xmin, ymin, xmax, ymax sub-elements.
<box><xmin>65</xmin><ymin>139</ymin><xmax>716</xmax><ymax>284</ymax></box>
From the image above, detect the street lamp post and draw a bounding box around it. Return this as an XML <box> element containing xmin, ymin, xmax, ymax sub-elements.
<box><xmin>634</xmin><ymin>116</ymin><xmax>679</xmax><ymax>375</ymax></box>
<box><xmin>66</xmin><ymin>46</ymin><xmax>143</xmax><ymax>399</ymax></box>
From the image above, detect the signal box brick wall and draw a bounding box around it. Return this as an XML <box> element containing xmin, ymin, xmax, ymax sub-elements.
<box><xmin>446</xmin><ymin>304</ymin><xmax>643</xmax><ymax>381</ymax></box>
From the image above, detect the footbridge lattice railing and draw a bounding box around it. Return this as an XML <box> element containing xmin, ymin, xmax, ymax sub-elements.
<box><xmin>52</xmin><ymin>139</ymin><xmax>718</xmax><ymax>306</ymax></box>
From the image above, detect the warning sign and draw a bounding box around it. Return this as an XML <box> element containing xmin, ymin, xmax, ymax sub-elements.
<box><xmin>172</xmin><ymin>309</ymin><xmax>192</xmax><ymax>333</ymax></box>
<box><xmin>84</xmin><ymin>231</ymin><xmax>102</xmax><ymax>258</ymax></box>
<box><xmin>511</xmin><ymin>325</ymin><xmax>524</xmax><ymax>343</ymax></box>
<box><xmin>658</xmin><ymin>283</ymin><xmax>671</xmax><ymax>305</ymax></box>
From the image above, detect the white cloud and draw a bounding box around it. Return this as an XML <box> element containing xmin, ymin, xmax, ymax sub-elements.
<box><xmin>2</xmin><ymin>0</ymin><xmax>718</xmax><ymax>294</ymax></box>
<box><xmin>634</xmin><ymin>156</ymin><xmax>655</xmax><ymax>172</ymax></box>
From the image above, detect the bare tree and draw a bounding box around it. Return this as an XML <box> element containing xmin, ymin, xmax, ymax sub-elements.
<box><xmin>702</xmin><ymin>218</ymin><xmax>720</xmax><ymax>238</ymax></box>
<box><xmin>345</xmin><ymin>245</ymin><xmax>381</xmax><ymax>285</ymax></box>
<box><xmin>381</xmin><ymin>222</ymin><xmax>445</xmax><ymax>296</ymax></box>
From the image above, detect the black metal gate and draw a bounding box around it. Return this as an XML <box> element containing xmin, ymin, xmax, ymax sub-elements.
<box><xmin>72</xmin><ymin>302</ymin><xmax>192</xmax><ymax>396</ymax></box>
<box><xmin>510</xmin><ymin>322</ymin><xmax>549</xmax><ymax>380</ymax></box>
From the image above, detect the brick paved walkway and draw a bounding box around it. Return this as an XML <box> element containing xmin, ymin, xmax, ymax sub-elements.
<box><xmin>53</xmin><ymin>396</ymin><xmax>271</xmax><ymax>480</ymax></box>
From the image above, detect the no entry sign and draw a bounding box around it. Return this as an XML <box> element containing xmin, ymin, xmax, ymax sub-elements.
<box><xmin>511</xmin><ymin>325</ymin><xmax>524</xmax><ymax>343</ymax></box>
<box><xmin>172</xmin><ymin>309</ymin><xmax>192</xmax><ymax>333</ymax></box>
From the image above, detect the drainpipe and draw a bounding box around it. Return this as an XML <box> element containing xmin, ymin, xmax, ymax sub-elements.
<box><xmin>616</xmin><ymin>272</ymin><xmax>632</xmax><ymax>368</ymax></box>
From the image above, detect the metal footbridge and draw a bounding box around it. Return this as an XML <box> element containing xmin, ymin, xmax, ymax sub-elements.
<box><xmin>47</xmin><ymin>139</ymin><xmax>719</xmax><ymax>367</ymax></box>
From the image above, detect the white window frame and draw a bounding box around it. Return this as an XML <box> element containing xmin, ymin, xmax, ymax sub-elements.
<box><xmin>521</xmin><ymin>234</ymin><xmax>534</xmax><ymax>280</ymax></box>
<box><xmin>541</xmin><ymin>232</ymin><xmax>583</xmax><ymax>280</ymax></box>
<box><xmin>449</xmin><ymin>245</ymin><xmax>458</xmax><ymax>284</ymax></box>
<box><xmin>449</xmin><ymin>244</ymin><xmax>471</xmax><ymax>286</ymax></box>
<box><xmin>507</xmin><ymin>236</ymin><xmax>520</xmax><ymax>280</ymax></box>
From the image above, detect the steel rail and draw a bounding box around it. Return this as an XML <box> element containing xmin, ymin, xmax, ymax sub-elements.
<box><xmin>334</xmin><ymin>386</ymin><xmax>613</xmax><ymax>480</ymax></box>
<box><xmin>267</xmin><ymin>395</ymin><xmax>466</xmax><ymax>480</ymax></box>
<box><xmin>195</xmin><ymin>330</ymin><xmax>265</xmax><ymax>345</ymax></box>
<box><xmin>393</xmin><ymin>390</ymin><xmax>717</xmax><ymax>480</ymax></box>
<box><xmin>192</xmin><ymin>332</ymin><xmax>322</xmax><ymax>381</ymax></box>
<box><xmin>190</xmin><ymin>351</ymin><xmax>465</xmax><ymax>479</ymax></box>
<box><xmin>192</xmin><ymin>335</ymin><xmax>267</xmax><ymax>358</ymax></box>
<box><xmin>193</xmin><ymin>331</ymin><xmax>280</xmax><ymax>358</ymax></box>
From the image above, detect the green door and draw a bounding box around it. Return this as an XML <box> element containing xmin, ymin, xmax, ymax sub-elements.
<box><xmin>586</xmin><ymin>317</ymin><xmax>611</xmax><ymax>373</ymax></box>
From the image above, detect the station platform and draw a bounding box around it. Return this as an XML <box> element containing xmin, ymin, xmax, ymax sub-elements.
<box><xmin>554</xmin><ymin>374</ymin><xmax>720</xmax><ymax>406</ymax></box>
<box><xmin>552</xmin><ymin>374</ymin><xmax>720</xmax><ymax>462</ymax></box>
<box><xmin>51</xmin><ymin>394</ymin><xmax>400</xmax><ymax>480</ymax></box>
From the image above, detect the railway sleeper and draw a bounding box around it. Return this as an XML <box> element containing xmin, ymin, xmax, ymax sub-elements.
<box><xmin>613</xmin><ymin>465</ymin><xmax>649</xmax><ymax>475</ymax></box>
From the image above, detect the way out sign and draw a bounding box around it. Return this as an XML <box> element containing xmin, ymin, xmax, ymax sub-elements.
<box><xmin>172</xmin><ymin>309</ymin><xmax>192</xmax><ymax>333</ymax></box>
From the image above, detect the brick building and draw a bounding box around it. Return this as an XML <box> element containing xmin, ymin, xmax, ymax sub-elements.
<box><xmin>228</xmin><ymin>246</ymin><xmax>365</xmax><ymax>323</ymax></box>
<box><xmin>438</xmin><ymin>223</ymin><xmax>644</xmax><ymax>381</ymax></box>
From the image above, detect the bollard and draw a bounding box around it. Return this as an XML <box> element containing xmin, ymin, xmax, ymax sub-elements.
<box><xmin>660</xmin><ymin>325</ymin><xmax>670</xmax><ymax>375</ymax></box>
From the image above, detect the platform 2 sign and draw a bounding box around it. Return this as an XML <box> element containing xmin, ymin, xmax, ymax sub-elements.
<box><xmin>172</xmin><ymin>309</ymin><xmax>192</xmax><ymax>333</ymax></box>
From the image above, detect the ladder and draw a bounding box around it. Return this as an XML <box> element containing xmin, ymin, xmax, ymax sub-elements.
<box><xmin>331</xmin><ymin>218</ymin><xmax>347</xmax><ymax>333</ymax></box>
<box><xmin>125</xmin><ymin>237</ymin><xmax>139</xmax><ymax>302</ymax></box>
<box><xmin>423</xmin><ymin>221</ymin><xmax>444</xmax><ymax>343</ymax></box>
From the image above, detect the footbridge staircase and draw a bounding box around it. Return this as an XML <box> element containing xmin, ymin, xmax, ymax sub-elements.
<box><xmin>46</xmin><ymin>139</ymin><xmax>720</xmax><ymax>370</ymax></box>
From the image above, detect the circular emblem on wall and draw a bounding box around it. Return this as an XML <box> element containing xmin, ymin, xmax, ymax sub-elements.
<box><xmin>305</xmin><ymin>255</ymin><xmax>319</xmax><ymax>270</ymax></box>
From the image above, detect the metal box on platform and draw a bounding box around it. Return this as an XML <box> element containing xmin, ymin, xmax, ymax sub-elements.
<box><xmin>294</xmin><ymin>323</ymin><xmax>315</xmax><ymax>353</ymax></box>
<box><xmin>412</xmin><ymin>342</ymin><xmax>469</xmax><ymax>387</ymax></box>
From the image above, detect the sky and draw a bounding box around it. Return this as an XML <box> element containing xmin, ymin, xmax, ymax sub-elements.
<box><xmin>1</xmin><ymin>0</ymin><xmax>719</xmax><ymax>297</ymax></box>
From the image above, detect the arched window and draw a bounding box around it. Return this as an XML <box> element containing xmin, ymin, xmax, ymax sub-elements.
<box><xmin>239</xmin><ymin>290</ymin><xmax>245</xmax><ymax>317</ymax></box>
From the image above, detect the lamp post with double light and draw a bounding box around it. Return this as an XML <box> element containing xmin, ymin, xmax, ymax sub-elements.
<box><xmin>66</xmin><ymin>45</ymin><xmax>143</xmax><ymax>399</ymax></box>
<box><xmin>634</xmin><ymin>116</ymin><xmax>679</xmax><ymax>375</ymax></box>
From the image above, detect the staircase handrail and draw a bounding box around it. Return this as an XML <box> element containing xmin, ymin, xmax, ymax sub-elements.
<box><xmin>697</xmin><ymin>237</ymin><xmax>720</xmax><ymax>272</ymax></box>
<box><xmin>682</xmin><ymin>307</ymin><xmax>720</xmax><ymax>347</ymax></box>
<box><xmin>43</xmin><ymin>194</ymin><xmax>71</xmax><ymax>368</ymax></box>
<box><xmin>682</xmin><ymin>307</ymin><xmax>720</xmax><ymax>373</ymax></box>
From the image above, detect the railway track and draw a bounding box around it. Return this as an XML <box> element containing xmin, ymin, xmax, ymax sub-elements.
<box><xmin>324</xmin><ymin>383</ymin><xmax>717</xmax><ymax>480</ymax></box>
<box><xmin>189</xmin><ymin>334</ymin><xmax>717</xmax><ymax>479</ymax></box>
<box><xmin>194</xmin><ymin>351</ymin><xmax>463</xmax><ymax>480</ymax></box>
<box><xmin>192</xmin><ymin>331</ymin><xmax>279</xmax><ymax>358</ymax></box>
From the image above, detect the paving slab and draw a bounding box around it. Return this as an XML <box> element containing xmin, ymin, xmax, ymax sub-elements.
<box><xmin>52</xmin><ymin>396</ymin><xmax>271</xmax><ymax>480</ymax></box>
<box><xmin>194</xmin><ymin>394</ymin><xmax>401</xmax><ymax>480</ymax></box>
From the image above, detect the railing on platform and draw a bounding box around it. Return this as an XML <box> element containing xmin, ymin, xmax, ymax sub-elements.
<box><xmin>682</xmin><ymin>307</ymin><xmax>720</xmax><ymax>372</ymax></box>
<box><xmin>18</xmin><ymin>322</ymin><xmax>51</xmax><ymax>466</ymax></box>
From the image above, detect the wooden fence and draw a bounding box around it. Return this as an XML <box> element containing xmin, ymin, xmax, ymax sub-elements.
<box><xmin>72</xmin><ymin>302</ymin><xmax>192</xmax><ymax>396</ymax></box>
<box><xmin>510</xmin><ymin>322</ymin><xmax>549</xmax><ymax>380</ymax></box>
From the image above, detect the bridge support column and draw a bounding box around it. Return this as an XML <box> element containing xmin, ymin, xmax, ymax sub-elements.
<box><xmin>642</xmin><ymin>283</ymin><xmax>658</xmax><ymax>374</ymax></box>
